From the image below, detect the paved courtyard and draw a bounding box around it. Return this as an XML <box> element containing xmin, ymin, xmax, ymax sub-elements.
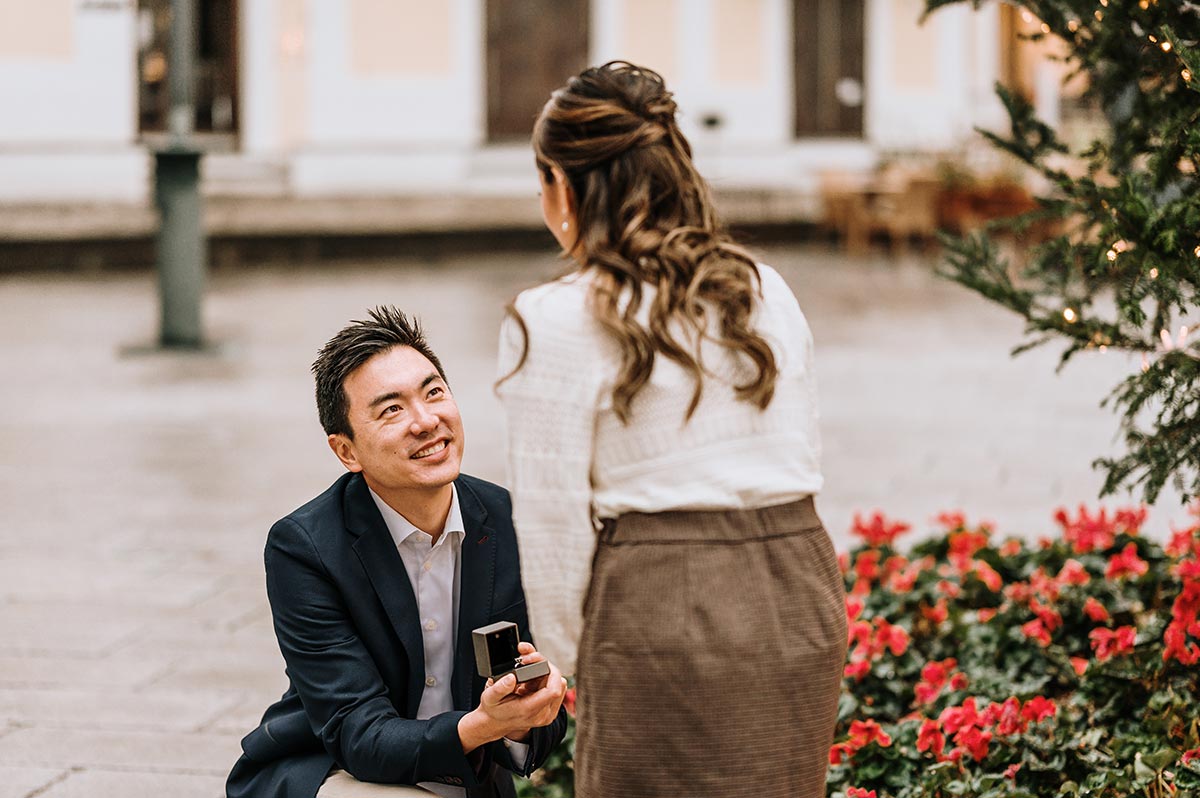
<box><xmin>0</xmin><ymin>242</ymin><xmax>1188</xmax><ymax>797</ymax></box>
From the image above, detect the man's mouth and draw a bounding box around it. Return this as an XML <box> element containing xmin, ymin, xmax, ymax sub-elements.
<box><xmin>411</xmin><ymin>440</ymin><xmax>449</xmax><ymax>459</ymax></box>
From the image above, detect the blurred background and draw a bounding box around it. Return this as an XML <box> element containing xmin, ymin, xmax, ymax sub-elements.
<box><xmin>0</xmin><ymin>2</ymin><xmax>1183</xmax><ymax>797</ymax></box>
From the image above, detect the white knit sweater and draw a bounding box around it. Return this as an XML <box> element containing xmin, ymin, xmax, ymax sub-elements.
<box><xmin>496</xmin><ymin>263</ymin><xmax>822</xmax><ymax>675</ymax></box>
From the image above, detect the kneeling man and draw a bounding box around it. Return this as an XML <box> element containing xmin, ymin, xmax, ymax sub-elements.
<box><xmin>227</xmin><ymin>307</ymin><xmax>568</xmax><ymax>798</ymax></box>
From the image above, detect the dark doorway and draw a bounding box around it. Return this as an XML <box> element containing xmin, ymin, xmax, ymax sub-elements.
<box><xmin>793</xmin><ymin>0</ymin><xmax>865</xmax><ymax>137</ymax></box>
<box><xmin>138</xmin><ymin>0</ymin><xmax>239</xmax><ymax>140</ymax></box>
<box><xmin>486</xmin><ymin>0</ymin><xmax>590</xmax><ymax>142</ymax></box>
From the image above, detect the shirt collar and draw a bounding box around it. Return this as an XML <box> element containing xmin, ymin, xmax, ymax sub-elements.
<box><xmin>368</xmin><ymin>483</ymin><xmax>466</xmax><ymax>550</ymax></box>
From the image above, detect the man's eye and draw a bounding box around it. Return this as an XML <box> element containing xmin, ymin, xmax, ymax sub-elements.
<box><xmin>428</xmin><ymin>387</ymin><xmax>443</xmax><ymax>398</ymax></box>
<box><xmin>382</xmin><ymin>404</ymin><xmax>401</xmax><ymax>416</ymax></box>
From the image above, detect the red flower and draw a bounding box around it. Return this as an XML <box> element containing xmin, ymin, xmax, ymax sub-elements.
<box><xmin>914</xmin><ymin>658</ymin><xmax>957</xmax><ymax>704</ymax></box>
<box><xmin>917</xmin><ymin>719</ymin><xmax>945</xmax><ymax>756</ymax></box>
<box><xmin>977</xmin><ymin>607</ymin><xmax>998</xmax><ymax>623</ymax></box>
<box><xmin>1021</xmin><ymin>696</ymin><xmax>1057</xmax><ymax>724</ymax></box>
<box><xmin>1030</xmin><ymin>598</ymin><xmax>1063</xmax><ymax>632</ymax></box>
<box><xmin>1182</xmin><ymin>748</ymin><xmax>1200</xmax><ymax>766</ymax></box>
<box><xmin>829</xmin><ymin>742</ymin><xmax>855</xmax><ymax>765</ymax></box>
<box><xmin>1166</xmin><ymin>525</ymin><xmax>1200</xmax><ymax>558</ymax></box>
<box><xmin>937</xmin><ymin>579</ymin><xmax>963</xmax><ymax>599</ymax></box>
<box><xmin>848</xmin><ymin>719</ymin><xmax>893</xmax><ymax>748</ymax></box>
<box><xmin>936</xmin><ymin>511</ymin><xmax>967</xmax><ymax>530</ymax></box>
<box><xmin>949</xmin><ymin>672</ymin><xmax>969</xmax><ymax>690</ymax></box>
<box><xmin>852</xmin><ymin>511</ymin><xmax>911</xmax><ymax>548</ymax></box>
<box><xmin>1000</xmin><ymin>539</ymin><xmax>1023</xmax><ymax>557</ymax></box>
<box><xmin>854</xmin><ymin>550</ymin><xmax>882</xmax><ymax>583</ymax></box>
<box><xmin>844</xmin><ymin>660</ymin><xmax>871</xmax><ymax>681</ymax></box>
<box><xmin>1084</xmin><ymin>597</ymin><xmax>1110</xmax><ymax>623</ymax></box>
<box><xmin>1162</xmin><ymin>622</ymin><xmax>1200</xmax><ymax>666</ymax></box>
<box><xmin>846</xmin><ymin>788</ymin><xmax>877</xmax><ymax>798</ymax></box>
<box><xmin>972</xmin><ymin>561</ymin><xmax>1003</xmax><ymax>592</ymax></box>
<box><xmin>957</xmin><ymin>727</ymin><xmax>993</xmax><ymax>762</ymax></box>
<box><xmin>838</xmin><ymin>551</ymin><xmax>850</xmax><ymax>574</ymax></box>
<box><xmin>846</xmin><ymin>596</ymin><xmax>864</xmax><ymax>622</ymax></box>
<box><xmin>1090</xmin><ymin>625</ymin><xmax>1137</xmax><ymax>660</ymax></box>
<box><xmin>922</xmin><ymin>598</ymin><xmax>948</xmax><ymax>624</ymax></box>
<box><xmin>563</xmin><ymin>687</ymin><xmax>576</xmax><ymax>718</ymax></box>
<box><xmin>876</xmin><ymin>620</ymin><xmax>910</xmax><ymax>657</ymax></box>
<box><xmin>948</xmin><ymin>530</ymin><xmax>990</xmax><ymax>568</ymax></box>
<box><xmin>985</xmin><ymin>697</ymin><xmax>1025</xmax><ymax>736</ymax></box>
<box><xmin>1106</xmin><ymin>543</ymin><xmax>1149</xmax><ymax>580</ymax></box>
<box><xmin>939</xmin><ymin>697</ymin><xmax>981</xmax><ymax>735</ymax></box>
<box><xmin>1004</xmin><ymin>763</ymin><xmax>1023</xmax><ymax>780</ymax></box>
<box><xmin>1057</xmin><ymin>559</ymin><xmax>1091</xmax><ymax>586</ymax></box>
<box><xmin>1055</xmin><ymin>505</ymin><xmax>1143</xmax><ymax>553</ymax></box>
<box><xmin>1029</xmin><ymin>568</ymin><xmax>1062</xmax><ymax>602</ymax></box>
<box><xmin>1022</xmin><ymin>618</ymin><xmax>1052</xmax><ymax>647</ymax></box>
<box><xmin>1070</xmin><ymin>656</ymin><xmax>1089</xmax><ymax>676</ymax></box>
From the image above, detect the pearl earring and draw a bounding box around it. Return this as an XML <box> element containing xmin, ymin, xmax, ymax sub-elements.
<box><xmin>561</xmin><ymin>220</ymin><xmax>570</xmax><ymax>232</ymax></box>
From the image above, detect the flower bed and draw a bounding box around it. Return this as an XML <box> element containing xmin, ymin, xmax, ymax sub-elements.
<box><xmin>518</xmin><ymin>505</ymin><xmax>1200</xmax><ymax>798</ymax></box>
<box><xmin>830</xmin><ymin>506</ymin><xmax>1200</xmax><ymax>798</ymax></box>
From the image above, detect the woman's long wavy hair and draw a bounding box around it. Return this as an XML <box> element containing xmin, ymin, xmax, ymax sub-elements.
<box><xmin>510</xmin><ymin>61</ymin><xmax>778</xmax><ymax>423</ymax></box>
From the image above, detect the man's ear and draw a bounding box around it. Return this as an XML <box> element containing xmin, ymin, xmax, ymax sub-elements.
<box><xmin>328</xmin><ymin>433</ymin><xmax>363</xmax><ymax>473</ymax></box>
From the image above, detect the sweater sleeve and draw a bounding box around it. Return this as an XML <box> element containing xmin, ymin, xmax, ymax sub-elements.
<box><xmin>495</xmin><ymin>282</ymin><xmax>608</xmax><ymax>678</ymax></box>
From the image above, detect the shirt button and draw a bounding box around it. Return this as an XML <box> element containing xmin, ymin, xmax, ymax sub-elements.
<box><xmin>423</xmin><ymin>562</ymin><xmax>432</xmax><ymax>572</ymax></box>
<box><xmin>425</xmin><ymin>676</ymin><xmax>437</xmax><ymax>687</ymax></box>
<box><xmin>424</xmin><ymin>619</ymin><xmax>437</xmax><ymax>631</ymax></box>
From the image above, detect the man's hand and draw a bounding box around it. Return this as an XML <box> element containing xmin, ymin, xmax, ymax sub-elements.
<box><xmin>457</xmin><ymin>642</ymin><xmax>567</xmax><ymax>752</ymax></box>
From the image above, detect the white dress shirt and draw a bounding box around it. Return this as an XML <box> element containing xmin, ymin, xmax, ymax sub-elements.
<box><xmin>369</xmin><ymin>484</ymin><xmax>530</xmax><ymax>797</ymax></box>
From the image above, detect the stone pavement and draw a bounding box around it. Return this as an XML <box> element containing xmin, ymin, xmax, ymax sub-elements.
<box><xmin>0</xmin><ymin>243</ymin><xmax>1188</xmax><ymax>797</ymax></box>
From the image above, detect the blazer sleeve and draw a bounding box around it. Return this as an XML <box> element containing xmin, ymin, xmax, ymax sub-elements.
<box><xmin>265</xmin><ymin>517</ymin><xmax>491</xmax><ymax>789</ymax></box>
<box><xmin>486</xmin><ymin>604</ymin><xmax>569</xmax><ymax>776</ymax></box>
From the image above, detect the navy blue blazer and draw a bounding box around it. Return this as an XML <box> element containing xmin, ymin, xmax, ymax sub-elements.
<box><xmin>226</xmin><ymin>472</ymin><xmax>568</xmax><ymax>798</ymax></box>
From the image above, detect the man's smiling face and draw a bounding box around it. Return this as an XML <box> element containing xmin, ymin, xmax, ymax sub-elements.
<box><xmin>332</xmin><ymin>345</ymin><xmax>465</xmax><ymax>500</ymax></box>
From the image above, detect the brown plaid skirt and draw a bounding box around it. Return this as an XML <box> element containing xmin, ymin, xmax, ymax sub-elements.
<box><xmin>573</xmin><ymin>497</ymin><xmax>848</xmax><ymax>798</ymax></box>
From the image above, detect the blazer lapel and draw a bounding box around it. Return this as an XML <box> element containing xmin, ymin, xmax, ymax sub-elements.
<box><xmin>344</xmin><ymin>474</ymin><xmax>427</xmax><ymax>715</ymax></box>
<box><xmin>452</xmin><ymin>477</ymin><xmax>498</xmax><ymax>710</ymax></box>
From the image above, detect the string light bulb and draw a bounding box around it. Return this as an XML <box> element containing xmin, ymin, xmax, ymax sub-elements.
<box><xmin>1150</xmin><ymin>268</ymin><xmax>1160</xmax><ymax>279</ymax></box>
<box><xmin>1194</xmin><ymin>245</ymin><xmax>1200</xmax><ymax>258</ymax></box>
<box><xmin>1068</xmin><ymin>19</ymin><xmax>1080</xmax><ymax>32</ymax></box>
<box><xmin>1041</xmin><ymin>23</ymin><xmax>1051</xmax><ymax>33</ymax></box>
<box><xmin>1184</xmin><ymin>69</ymin><xmax>1193</xmax><ymax>82</ymax></box>
<box><xmin>1161</xmin><ymin>41</ymin><xmax>1173</xmax><ymax>53</ymax></box>
<box><xmin>1107</xmin><ymin>249</ymin><xmax>1118</xmax><ymax>262</ymax></box>
<box><xmin>1063</xmin><ymin>308</ymin><xmax>1078</xmax><ymax>323</ymax></box>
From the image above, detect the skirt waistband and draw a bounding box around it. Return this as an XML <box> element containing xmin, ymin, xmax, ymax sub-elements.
<box><xmin>598</xmin><ymin>496</ymin><xmax>821</xmax><ymax>545</ymax></box>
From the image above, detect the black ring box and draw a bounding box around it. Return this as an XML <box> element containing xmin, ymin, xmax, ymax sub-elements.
<box><xmin>471</xmin><ymin>621</ymin><xmax>551</xmax><ymax>683</ymax></box>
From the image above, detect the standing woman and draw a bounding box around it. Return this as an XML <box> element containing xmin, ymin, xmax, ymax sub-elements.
<box><xmin>496</xmin><ymin>62</ymin><xmax>847</xmax><ymax>798</ymax></box>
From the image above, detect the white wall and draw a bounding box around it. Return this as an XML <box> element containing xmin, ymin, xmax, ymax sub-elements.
<box><xmin>0</xmin><ymin>0</ymin><xmax>147</xmax><ymax>201</ymax></box>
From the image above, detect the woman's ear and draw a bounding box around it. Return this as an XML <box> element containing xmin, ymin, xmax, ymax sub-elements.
<box><xmin>550</xmin><ymin>166</ymin><xmax>575</xmax><ymax>218</ymax></box>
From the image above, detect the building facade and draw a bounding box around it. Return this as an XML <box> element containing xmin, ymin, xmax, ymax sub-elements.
<box><xmin>0</xmin><ymin>0</ymin><xmax>1052</xmax><ymax>204</ymax></box>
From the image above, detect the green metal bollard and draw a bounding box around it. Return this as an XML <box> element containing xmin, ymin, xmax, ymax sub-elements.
<box><xmin>155</xmin><ymin>148</ymin><xmax>206</xmax><ymax>348</ymax></box>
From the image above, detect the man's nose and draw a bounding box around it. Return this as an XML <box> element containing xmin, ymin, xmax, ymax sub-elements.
<box><xmin>408</xmin><ymin>402</ymin><xmax>438</xmax><ymax>434</ymax></box>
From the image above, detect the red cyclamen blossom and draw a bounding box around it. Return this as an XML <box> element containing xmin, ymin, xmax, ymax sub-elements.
<box><xmin>846</xmin><ymin>789</ymin><xmax>877</xmax><ymax>798</ymax></box>
<box><xmin>984</xmin><ymin>697</ymin><xmax>1025</xmax><ymax>736</ymax></box>
<box><xmin>1084</xmin><ymin>597</ymin><xmax>1110</xmax><ymax>623</ymax></box>
<box><xmin>848</xmin><ymin>719</ymin><xmax>893</xmax><ymax>748</ymax></box>
<box><xmin>852</xmin><ymin>511</ymin><xmax>911</xmax><ymax>548</ymax></box>
<box><xmin>828</xmin><ymin>742</ymin><xmax>855</xmax><ymax>765</ymax></box>
<box><xmin>917</xmin><ymin>718</ymin><xmax>946</xmax><ymax>757</ymax></box>
<box><xmin>939</xmin><ymin>697</ymin><xmax>981</xmax><ymax>735</ymax></box>
<box><xmin>1021</xmin><ymin>696</ymin><xmax>1057</xmax><ymax>724</ymax></box>
<box><xmin>958</xmin><ymin>727</ymin><xmax>993</xmax><ymax>762</ymax></box>
<box><xmin>1106</xmin><ymin>543</ymin><xmax>1149</xmax><ymax>580</ymax></box>
<box><xmin>1090</xmin><ymin>625</ymin><xmax>1137</xmax><ymax>661</ymax></box>
<box><xmin>1057</xmin><ymin>559</ymin><xmax>1091</xmax><ymax>586</ymax></box>
<box><xmin>1182</xmin><ymin>748</ymin><xmax>1200</xmax><ymax>765</ymax></box>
